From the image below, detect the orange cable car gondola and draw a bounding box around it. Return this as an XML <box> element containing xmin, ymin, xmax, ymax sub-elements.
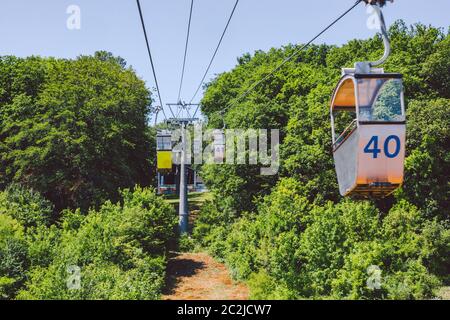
<box><xmin>330</xmin><ymin>3</ymin><xmax>406</xmax><ymax>198</ymax></box>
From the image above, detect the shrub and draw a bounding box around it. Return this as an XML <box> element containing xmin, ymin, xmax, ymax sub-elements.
<box><xmin>247</xmin><ymin>270</ymin><xmax>296</xmax><ymax>300</ymax></box>
<box><xmin>25</xmin><ymin>225</ymin><xmax>60</xmax><ymax>268</ymax></box>
<box><xmin>198</xmin><ymin>189</ymin><xmax>443</xmax><ymax>299</ymax></box>
<box><xmin>17</xmin><ymin>257</ymin><xmax>166</xmax><ymax>300</ymax></box>
<box><xmin>0</xmin><ymin>184</ymin><xmax>52</xmax><ymax>228</ymax></box>
<box><xmin>420</xmin><ymin>219</ymin><xmax>450</xmax><ymax>283</ymax></box>
<box><xmin>383</xmin><ymin>260</ymin><xmax>441</xmax><ymax>300</ymax></box>
<box><xmin>0</xmin><ymin>214</ymin><xmax>28</xmax><ymax>299</ymax></box>
<box><xmin>225</xmin><ymin>215</ymin><xmax>260</xmax><ymax>280</ymax></box>
<box><xmin>331</xmin><ymin>241</ymin><xmax>386</xmax><ymax>300</ymax></box>
<box><xmin>330</xmin><ymin>201</ymin><xmax>444</xmax><ymax>300</ymax></box>
<box><xmin>193</xmin><ymin>197</ymin><xmax>238</xmax><ymax>246</ymax></box>
<box><xmin>178</xmin><ymin>233</ymin><xmax>197</xmax><ymax>253</ymax></box>
<box><xmin>204</xmin><ymin>225</ymin><xmax>229</xmax><ymax>261</ymax></box>
<box><xmin>401</xmin><ymin>98</ymin><xmax>450</xmax><ymax>219</ymax></box>
<box><xmin>0</xmin><ymin>186</ymin><xmax>53</xmax><ymax>298</ymax></box>
<box><xmin>119</xmin><ymin>186</ymin><xmax>177</xmax><ymax>256</ymax></box>
<box><xmin>16</xmin><ymin>186</ymin><xmax>176</xmax><ymax>300</ymax></box>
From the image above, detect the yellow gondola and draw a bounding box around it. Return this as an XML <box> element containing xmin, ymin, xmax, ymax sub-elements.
<box><xmin>156</xmin><ymin>130</ymin><xmax>173</xmax><ymax>171</ymax></box>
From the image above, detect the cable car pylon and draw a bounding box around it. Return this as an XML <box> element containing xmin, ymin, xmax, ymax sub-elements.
<box><xmin>330</xmin><ymin>1</ymin><xmax>406</xmax><ymax>198</ymax></box>
<box><xmin>156</xmin><ymin>102</ymin><xmax>200</xmax><ymax>234</ymax></box>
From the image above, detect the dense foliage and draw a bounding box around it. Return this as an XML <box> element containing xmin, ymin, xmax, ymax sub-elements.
<box><xmin>0</xmin><ymin>20</ymin><xmax>448</xmax><ymax>301</ymax></box>
<box><xmin>0</xmin><ymin>185</ymin><xmax>176</xmax><ymax>300</ymax></box>
<box><xmin>194</xmin><ymin>21</ymin><xmax>449</xmax><ymax>299</ymax></box>
<box><xmin>0</xmin><ymin>52</ymin><xmax>155</xmax><ymax>212</ymax></box>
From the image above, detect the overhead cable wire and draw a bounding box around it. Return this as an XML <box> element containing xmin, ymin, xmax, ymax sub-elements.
<box><xmin>222</xmin><ymin>0</ymin><xmax>363</xmax><ymax>114</ymax></box>
<box><xmin>177</xmin><ymin>0</ymin><xmax>194</xmax><ymax>103</ymax></box>
<box><xmin>136</xmin><ymin>0</ymin><xmax>168</xmax><ymax>120</ymax></box>
<box><xmin>189</xmin><ymin>0</ymin><xmax>240</xmax><ymax>103</ymax></box>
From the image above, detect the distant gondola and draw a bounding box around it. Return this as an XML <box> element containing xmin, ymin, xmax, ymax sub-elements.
<box><xmin>157</xmin><ymin>130</ymin><xmax>173</xmax><ymax>171</ymax></box>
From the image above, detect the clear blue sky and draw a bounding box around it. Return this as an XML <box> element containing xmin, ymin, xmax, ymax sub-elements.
<box><xmin>0</xmin><ymin>0</ymin><xmax>448</xmax><ymax>120</ymax></box>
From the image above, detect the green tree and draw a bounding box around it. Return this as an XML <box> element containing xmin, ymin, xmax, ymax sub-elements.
<box><xmin>399</xmin><ymin>98</ymin><xmax>450</xmax><ymax>219</ymax></box>
<box><xmin>195</xmin><ymin>22</ymin><xmax>449</xmax><ymax>300</ymax></box>
<box><xmin>200</xmin><ymin>22</ymin><xmax>449</xmax><ymax>218</ymax></box>
<box><xmin>0</xmin><ymin>53</ymin><xmax>154</xmax><ymax>212</ymax></box>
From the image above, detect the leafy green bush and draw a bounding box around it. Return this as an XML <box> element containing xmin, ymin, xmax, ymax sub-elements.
<box><xmin>195</xmin><ymin>186</ymin><xmax>444</xmax><ymax>299</ymax></box>
<box><xmin>0</xmin><ymin>184</ymin><xmax>52</xmax><ymax>228</ymax></box>
<box><xmin>17</xmin><ymin>257</ymin><xmax>166</xmax><ymax>300</ymax></box>
<box><xmin>193</xmin><ymin>197</ymin><xmax>237</xmax><ymax>248</ymax></box>
<box><xmin>420</xmin><ymin>219</ymin><xmax>450</xmax><ymax>283</ymax></box>
<box><xmin>0</xmin><ymin>185</ymin><xmax>59</xmax><ymax>298</ymax></box>
<box><xmin>25</xmin><ymin>225</ymin><xmax>60</xmax><ymax>268</ymax></box>
<box><xmin>383</xmin><ymin>260</ymin><xmax>440</xmax><ymax>300</ymax></box>
<box><xmin>400</xmin><ymin>98</ymin><xmax>450</xmax><ymax>219</ymax></box>
<box><xmin>0</xmin><ymin>214</ymin><xmax>27</xmax><ymax>299</ymax></box>
<box><xmin>2</xmin><ymin>186</ymin><xmax>177</xmax><ymax>300</ymax></box>
<box><xmin>119</xmin><ymin>187</ymin><xmax>177</xmax><ymax>256</ymax></box>
<box><xmin>224</xmin><ymin>215</ymin><xmax>260</xmax><ymax>280</ymax></box>
<box><xmin>178</xmin><ymin>233</ymin><xmax>197</xmax><ymax>253</ymax></box>
<box><xmin>247</xmin><ymin>270</ymin><xmax>296</xmax><ymax>300</ymax></box>
<box><xmin>294</xmin><ymin>201</ymin><xmax>381</xmax><ymax>297</ymax></box>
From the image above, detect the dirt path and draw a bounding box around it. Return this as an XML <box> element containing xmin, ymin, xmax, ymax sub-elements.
<box><xmin>162</xmin><ymin>252</ymin><xmax>249</xmax><ymax>300</ymax></box>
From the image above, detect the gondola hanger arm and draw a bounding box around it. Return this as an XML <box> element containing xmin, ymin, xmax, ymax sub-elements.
<box><xmin>353</xmin><ymin>1</ymin><xmax>392</xmax><ymax>74</ymax></box>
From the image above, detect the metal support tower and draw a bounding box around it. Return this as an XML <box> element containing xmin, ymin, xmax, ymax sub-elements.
<box><xmin>166</xmin><ymin>102</ymin><xmax>199</xmax><ymax>234</ymax></box>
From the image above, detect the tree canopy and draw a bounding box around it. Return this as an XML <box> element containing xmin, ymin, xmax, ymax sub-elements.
<box><xmin>194</xmin><ymin>21</ymin><xmax>450</xmax><ymax>299</ymax></box>
<box><xmin>0</xmin><ymin>52</ymin><xmax>155</xmax><ymax>213</ymax></box>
